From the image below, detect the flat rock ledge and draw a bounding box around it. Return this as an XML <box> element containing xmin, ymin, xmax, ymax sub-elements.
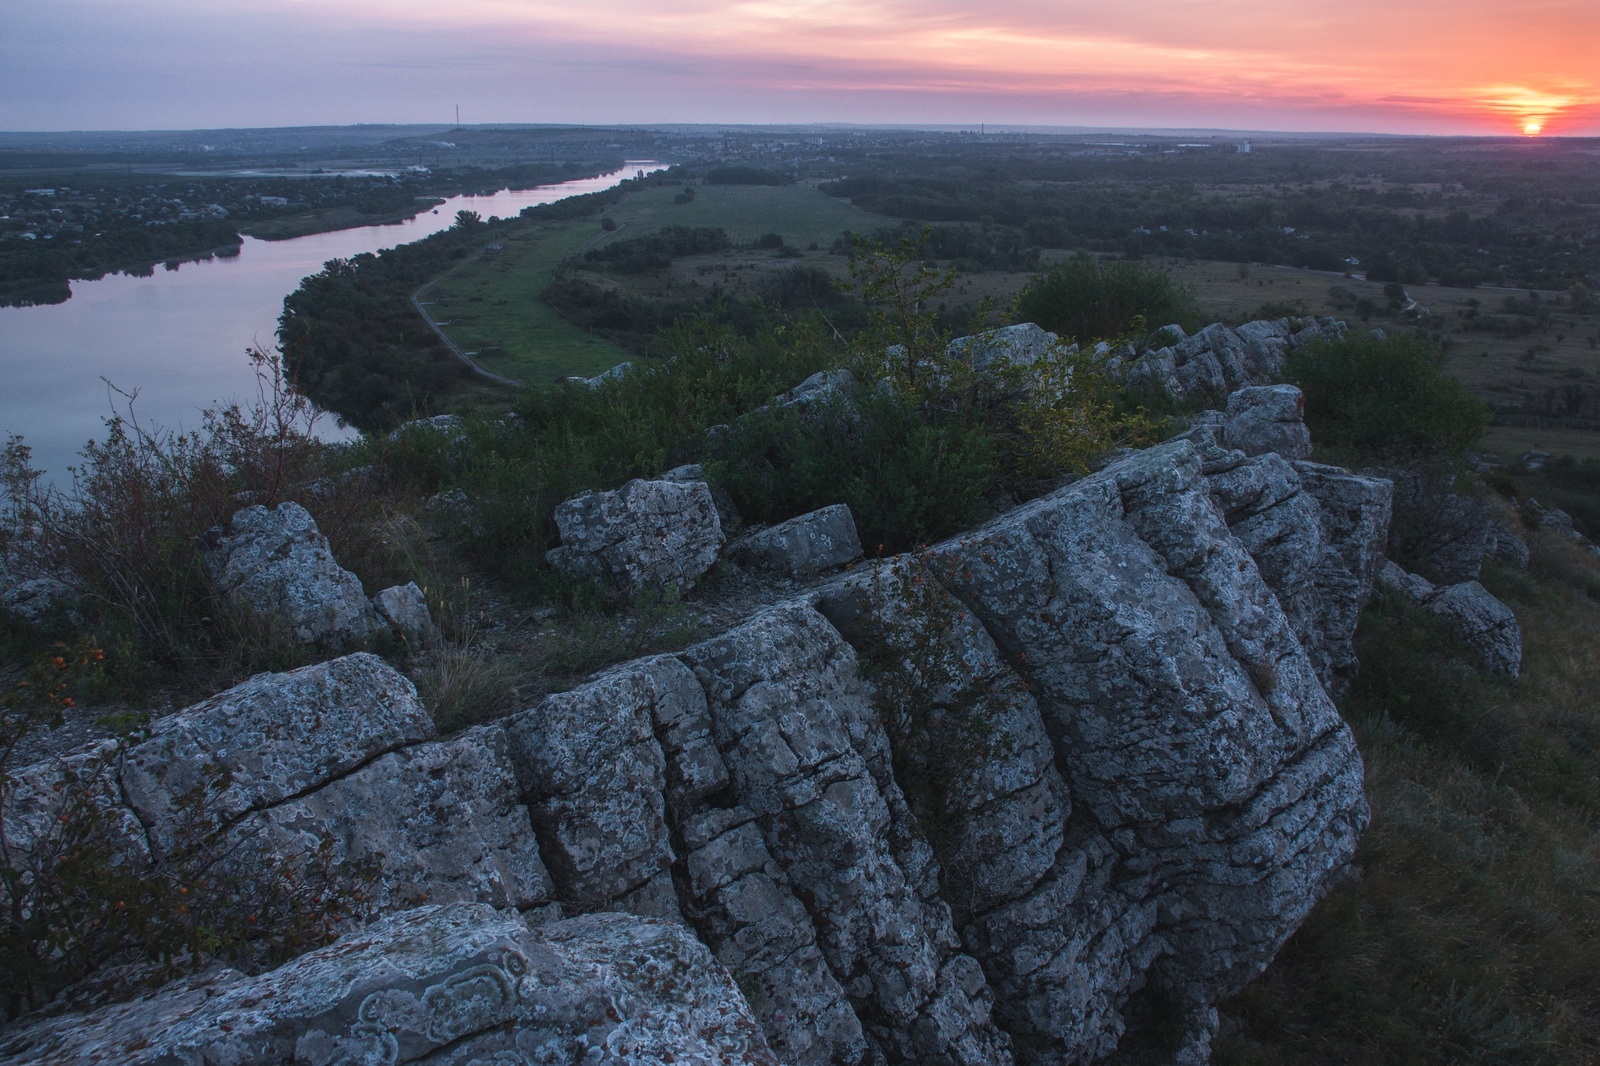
<box><xmin>0</xmin><ymin>904</ymin><xmax>777</xmax><ymax>1066</ymax></box>
<box><xmin>5</xmin><ymin>423</ymin><xmax>1395</xmax><ymax>1065</ymax></box>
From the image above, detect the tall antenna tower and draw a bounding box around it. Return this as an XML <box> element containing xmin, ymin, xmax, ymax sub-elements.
<box><xmin>455</xmin><ymin>104</ymin><xmax>460</xmax><ymax>127</ymax></box>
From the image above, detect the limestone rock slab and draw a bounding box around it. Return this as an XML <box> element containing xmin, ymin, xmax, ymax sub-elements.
<box><xmin>118</xmin><ymin>652</ymin><xmax>435</xmax><ymax>854</ymax></box>
<box><xmin>0</xmin><ymin>904</ymin><xmax>777</xmax><ymax>1066</ymax></box>
<box><xmin>201</xmin><ymin>501</ymin><xmax>382</xmax><ymax>645</ymax></box>
<box><xmin>546</xmin><ymin>478</ymin><xmax>724</xmax><ymax>594</ymax></box>
<box><xmin>734</xmin><ymin>504</ymin><xmax>863</xmax><ymax>579</ymax></box>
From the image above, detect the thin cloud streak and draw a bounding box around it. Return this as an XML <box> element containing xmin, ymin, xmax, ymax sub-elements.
<box><xmin>1</xmin><ymin>0</ymin><xmax>1595</xmax><ymax>133</ymax></box>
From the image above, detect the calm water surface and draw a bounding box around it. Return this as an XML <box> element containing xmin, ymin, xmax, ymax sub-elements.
<box><xmin>0</xmin><ymin>164</ymin><xmax>660</xmax><ymax>481</ymax></box>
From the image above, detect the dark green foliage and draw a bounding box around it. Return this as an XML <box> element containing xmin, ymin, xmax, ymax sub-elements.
<box><xmin>1013</xmin><ymin>255</ymin><xmax>1199</xmax><ymax>343</ymax></box>
<box><xmin>837</xmin><ymin>223</ymin><xmax>1041</xmax><ymax>273</ymax></box>
<box><xmin>817</xmin><ymin>143</ymin><xmax>1600</xmax><ymax>291</ymax></box>
<box><xmin>581</xmin><ymin>226</ymin><xmax>731</xmax><ymax>274</ymax></box>
<box><xmin>753</xmin><ymin>264</ymin><xmax>845</xmax><ymax>310</ymax></box>
<box><xmin>279</xmin><ymin>228</ymin><xmax>494</xmax><ymax>431</ymax></box>
<box><xmin>1283</xmin><ymin>333</ymin><xmax>1491</xmax><ymax>464</ymax></box>
<box><xmin>426</xmin><ymin>322</ymin><xmax>834</xmax><ymax>591</ymax></box>
<box><xmin>0</xmin><ymin>219</ymin><xmax>241</xmax><ymax>308</ymax></box>
<box><xmin>705</xmin><ymin>386</ymin><xmax>996</xmax><ymax>554</ymax></box>
<box><xmin>704</xmin><ymin>166</ymin><xmax>791</xmax><ymax>186</ymax></box>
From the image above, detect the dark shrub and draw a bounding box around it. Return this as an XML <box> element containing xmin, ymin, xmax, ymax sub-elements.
<box><xmin>704</xmin><ymin>166</ymin><xmax>790</xmax><ymax>186</ymax></box>
<box><xmin>1284</xmin><ymin>332</ymin><xmax>1491</xmax><ymax>465</ymax></box>
<box><xmin>1013</xmin><ymin>256</ymin><xmax>1198</xmax><ymax>343</ymax></box>
<box><xmin>706</xmin><ymin>385</ymin><xmax>996</xmax><ymax>554</ymax></box>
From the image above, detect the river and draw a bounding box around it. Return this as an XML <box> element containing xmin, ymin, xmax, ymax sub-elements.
<box><xmin>0</xmin><ymin>163</ymin><xmax>662</xmax><ymax>482</ymax></box>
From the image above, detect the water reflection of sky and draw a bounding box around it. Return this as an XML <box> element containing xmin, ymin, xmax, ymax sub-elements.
<box><xmin>0</xmin><ymin>164</ymin><xmax>663</xmax><ymax>482</ymax></box>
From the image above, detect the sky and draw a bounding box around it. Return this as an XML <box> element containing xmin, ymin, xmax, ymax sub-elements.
<box><xmin>3</xmin><ymin>0</ymin><xmax>1597</xmax><ymax>136</ymax></box>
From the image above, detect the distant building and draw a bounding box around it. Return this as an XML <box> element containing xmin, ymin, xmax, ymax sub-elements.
<box><xmin>1237</xmin><ymin>141</ymin><xmax>1252</xmax><ymax>154</ymax></box>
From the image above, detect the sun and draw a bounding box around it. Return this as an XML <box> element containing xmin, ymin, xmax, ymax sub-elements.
<box><xmin>1523</xmin><ymin>121</ymin><xmax>1543</xmax><ymax>136</ymax></box>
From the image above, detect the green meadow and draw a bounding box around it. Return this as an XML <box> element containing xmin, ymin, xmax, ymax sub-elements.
<box><xmin>598</xmin><ymin>183</ymin><xmax>876</xmax><ymax>249</ymax></box>
<box><xmin>424</xmin><ymin>219</ymin><xmax>631</xmax><ymax>384</ymax></box>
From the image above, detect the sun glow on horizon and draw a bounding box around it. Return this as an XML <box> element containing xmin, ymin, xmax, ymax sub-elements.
<box><xmin>1523</xmin><ymin>120</ymin><xmax>1543</xmax><ymax>135</ymax></box>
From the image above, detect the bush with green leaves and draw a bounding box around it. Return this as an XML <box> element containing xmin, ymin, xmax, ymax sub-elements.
<box><xmin>1283</xmin><ymin>332</ymin><xmax>1492</xmax><ymax>465</ymax></box>
<box><xmin>706</xmin><ymin>385</ymin><xmax>995</xmax><ymax>554</ymax></box>
<box><xmin>422</xmin><ymin>319</ymin><xmax>834</xmax><ymax>592</ymax></box>
<box><xmin>1</xmin><ymin>350</ymin><xmax>397</xmax><ymax>695</ymax></box>
<box><xmin>1013</xmin><ymin>255</ymin><xmax>1199</xmax><ymax>344</ymax></box>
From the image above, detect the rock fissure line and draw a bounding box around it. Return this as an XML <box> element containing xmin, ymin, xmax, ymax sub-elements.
<box><xmin>10</xmin><ymin>363</ymin><xmax>1534</xmax><ymax>1066</ymax></box>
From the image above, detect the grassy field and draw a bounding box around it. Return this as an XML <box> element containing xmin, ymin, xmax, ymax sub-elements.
<box><xmin>597</xmin><ymin>183</ymin><xmax>876</xmax><ymax>249</ymax></box>
<box><xmin>422</xmin><ymin>219</ymin><xmax>631</xmax><ymax>384</ymax></box>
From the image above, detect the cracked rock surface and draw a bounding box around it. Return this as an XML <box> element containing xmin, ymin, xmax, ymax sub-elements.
<box><xmin>201</xmin><ymin>501</ymin><xmax>383</xmax><ymax>645</ymax></box>
<box><xmin>3</xmin><ymin>404</ymin><xmax>1396</xmax><ymax>1066</ymax></box>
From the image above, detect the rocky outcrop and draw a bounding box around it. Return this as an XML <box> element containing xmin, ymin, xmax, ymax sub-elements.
<box><xmin>1179</xmin><ymin>392</ymin><xmax>1392</xmax><ymax>691</ymax></box>
<box><xmin>1120</xmin><ymin>317</ymin><xmax>1344</xmax><ymax>402</ymax></box>
<box><xmin>3</xmin><ymin>654</ymin><xmax>555</xmax><ymax>928</ymax></box>
<box><xmin>6</xmin><ymin>416</ymin><xmax>1393</xmax><ymax>1064</ymax></box>
<box><xmin>946</xmin><ymin>323</ymin><xmax>1062</xmax><ymax>374</ymax></box>
<box><xmin>733</xmin><ymin>504</ymin><xmax>864</xmax><ymax>579</ymax></box>
<box><xmin>546</xmin><ymin>478</ymin><xmax>725</xmax><ymax>595</ymax></box>
<box><xmin>775</xmin><ymin>368</ymin><xmax>857</xmax><ymax>412</ymax></box>
<box><xmin>201</xmin><ymin>501</ymin><xmax>383</xmax><ymax>645</ymax></box>
<box><xmin>1376</xmin><ymin>561</ymin><xmax>1523</xmax><ymax>677</ymax></box>
<box><xmin>1218</xmin><ymin>385</ymin><xmax>1312</xmax><ymax>460</ymax></box>
<box><xmin>0</xmin><ymin>903</ymin><xmax>777</xmax><ymax>1066</ymax></box>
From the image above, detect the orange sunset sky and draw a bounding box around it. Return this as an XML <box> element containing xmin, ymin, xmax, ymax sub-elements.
<box><xmin>2</xmin><ymin>0</ymin><xmax>1596</xmax><ymax>133</ymax></box>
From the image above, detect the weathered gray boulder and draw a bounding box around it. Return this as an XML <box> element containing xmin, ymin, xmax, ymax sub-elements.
<box><xmin>1120</xmin><ymin>317</ymin><xmax>1345</xmax><ymax>403</ymax></box>
<box><xmin>774</xmin><ymin>368</ymin><xmax>856</xmax><ymax>411</ymax></box>
<box><xmin>372</xmin><ymin>581</ymin><xmax>440</xmax><ymax>645</ymax></box>
<box><xmin>388</xmin><ymin>413</ymin><xmax>464</xmax><ymax>443</ymax></box>
<box><xmin>1376</xmin><ymin>562</ymin><xmax>1523</xmax><ymax>677</ymax></box>
<box><xmin>677</xmin><ymin>605</ymin><xmax>1008</xmax><ymax>1066</ymax></box>
<box><xmin>546</xmin><ymin>478</ymin><xmax>724</xmax><ymax>594</ymax></box>
<box><xmin>201</xmin><ymin>501</ymin><xmax>382</xmax><ymax>645</ymax></box>
<box><xmin>571</xmin><ymin>360</ymin><xmax>633</xmax><ymax>388</ymax></box>
<box><xmin>1222</xmin><ymin>384</ymin><xmax>1312</xmax><ymax>460</ymax></box>
<box><xmin>506</xmin><ymin>656</ymin><xmax>705</xmax><ymax>911</ymax></box>
<box><xmin>732</xmin><ymin>504</ymin><xmax>863</xmax><ymax>578</ymax></box>
<box><xmin>242</xmin><ymin>723</ymin><xmax>552</xmax><ymax>917</ymax></box>
<box><xmin>0</xmin><ymin>574</ymin><xmax>78</xmax><ymax>624</ymax></box>
<box><xmin>1377</xmin><ymin>558</ymin><xmax>1438</xmax><ymax>605</ymax></box>
<box><xmin>1484</xmin><ymin>520</ymin><xmax>1530</xmax><ymax>568</ymax></box>
<box><xmin>1524</xmin><ymin>497</ymin><xmax>1585</xmax><ymax>541</ymax></box>
<box><xmin>1424</xmin><ymin>580</ymin><xmax>1523</xmax><ymax>677</ymax></box>
<box><xmin>0</xmin><ymin>904</ymin><xmax>777</xmax><ymax>1066</ymax></box>
<box><xmin>119</xmin><ymin>653</ymin><xmax>434</xmax><ymax>854</ymax></box>
<box><xmin>661</xmin><ymin>462</ymin><xmax>706</xmax><ymax>482</ymax></box>
<box><xmin>946</xmin><ymin>322</ymin><xmax>1062</xmax><ymax>374</ymax></box>
<box><xmin>3</xmin><ymin>655</ymin><xmax>562</xmax><ymax>960</ymax></box>
<box><xmin>921</xmin><ymin>438</ymin><xmax>1369</xmax><ymax>1058</ymax></box>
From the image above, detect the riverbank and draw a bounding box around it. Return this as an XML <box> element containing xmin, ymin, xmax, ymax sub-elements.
<box><xmin>239</xmin><ymin>198</ymin><xmax>448</xmax><ymax>241</ymax></box>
